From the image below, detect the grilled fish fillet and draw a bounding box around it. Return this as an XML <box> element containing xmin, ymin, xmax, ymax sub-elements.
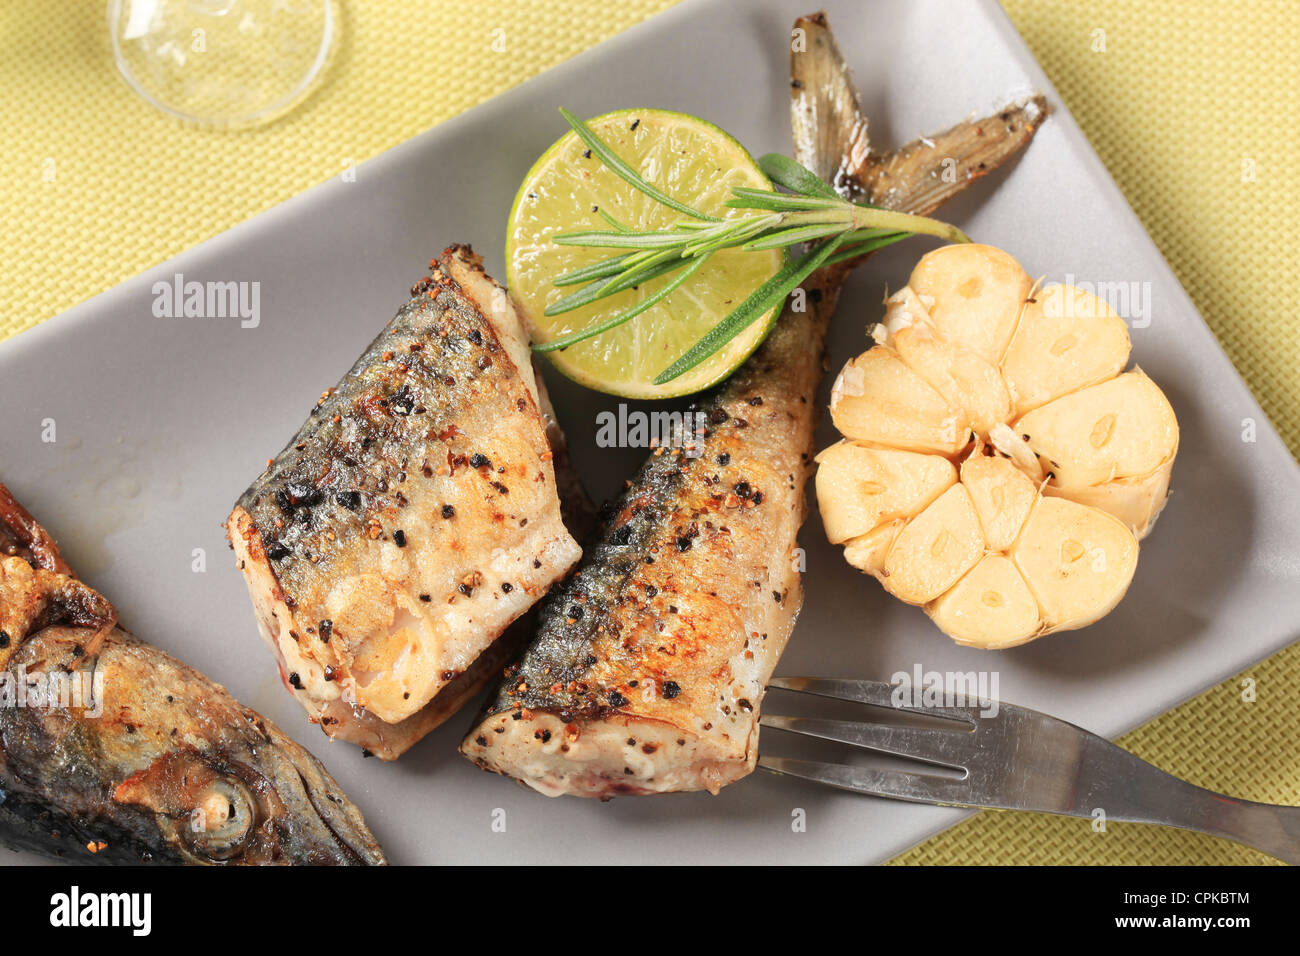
<box><xmin>226</xmin><ymin>245</ymin><xmax>582</xmax><ymax>758</ymax></box>
<box><xmin>0</xmin><ymin>485</ymin><xmax>384</xmax><ymax>865</ymax></box>
<box><xmin>461</xmin><ymin>11</ymin><xmax>1048</xmax><ymax>797</ymax></box>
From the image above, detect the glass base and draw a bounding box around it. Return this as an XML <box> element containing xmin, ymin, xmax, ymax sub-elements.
<box><xmin>109</xmin><ymin>0</ymin><xmax>336</xmax><ymax>127</ymax></box>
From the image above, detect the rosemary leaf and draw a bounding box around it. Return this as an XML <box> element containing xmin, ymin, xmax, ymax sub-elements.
<box><xmin>742</xmin><ymin>221</ymin><xmax>847</xmax><ymax>251</ymax></box>
<box><xmin>600</xmin><ymin>250</ymin><xmax>692</xmax><ymax>294</ymax></box>
<box><xmin>552</xmin><ymin>253</ymin><xmax>636</xmax><ymax>287</ymax></box>
<box><xmin>724</xmin><ymin>187</ymin><xmax>842</xmax><ymax>212</ymax></box>
<box><xmin>681</xmin><ymin>214</ymin><xmax>780</xmax><ymax>257</ymax></box>
<box><xmin>653</xmin><ymin>236</ymin><xmax>844</xmax><ymax>385</ymax></box>
<box><xmin>560</xmin><ymin>108</ymin><xmax>720</xmax><ymax>222</ymax></box>
<box><xmin>758</xmin><ymin>153</ymin><xmax>842</xmax><ymax>200</ymax></box>
<box><xmin>595</xmin><ymin>206</ymin><xmax>632</xmax><ymax>232</ymax></box>
<box><xmin>545</xmin><ymin>251</ymin><xmax>688</xmax><ymax>316</ymax></box>
<box><xmin>536</xmin><ymin>255</ymin><xmax>710</xmax><ymax>353</ymax></box>
<box><xmin>552</xmin><ymin>229</ymin><xmax>696</xmax><ymax>249</ymax></box>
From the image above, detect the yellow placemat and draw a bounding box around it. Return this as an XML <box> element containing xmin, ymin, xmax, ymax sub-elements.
<box><xmin>2</xmin><ymin>0</ymin><xmax>1297</xmax><ymax>864</ymax></box>
<box><xmin>0</xmin><ymin>0</ymin><xmax>678</xmax><ymax>336</ymax></box>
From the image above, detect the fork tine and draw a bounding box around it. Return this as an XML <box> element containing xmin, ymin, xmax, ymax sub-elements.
<box><xmin>758</xmin><ymin>756</ymin><xmax>975</xmax><ymax>807</ymax></box>
<box><xmin>767</xmin><ymin>676</ymin><xmax>982</xmax><ymax>722</ymax></box>
<box><xmin>760</xmin><ymin>714</ymin><xmax>973</xmax><ymax>769</ymax></box>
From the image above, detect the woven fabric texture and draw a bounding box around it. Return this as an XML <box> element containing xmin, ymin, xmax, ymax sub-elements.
<box><xmin>3</xmin><ymin>0</ymin><xmax>1296</xmax><ymax>865</ymax></box>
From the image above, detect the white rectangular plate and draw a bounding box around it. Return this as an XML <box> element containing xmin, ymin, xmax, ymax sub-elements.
<box><xmin>3</xmin><ymin>0</ymin><xmax>1298</xmax><ymax>865</ymax></box>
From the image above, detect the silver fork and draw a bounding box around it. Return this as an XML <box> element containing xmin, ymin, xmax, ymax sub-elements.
<box><xmin>759</xmin><ymin>677</ymin><xmax>1300</xmax><ymax>864</ymax></box>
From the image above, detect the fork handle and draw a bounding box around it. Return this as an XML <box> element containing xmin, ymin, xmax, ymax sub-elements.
<box><xmin>1084</xmin><ymin>736</ymin><xmax>1300</xmax><ymax>864</ymax></box>
<box><xmin>1156</xmin><ymin>786</ymin><xmax>1300</xmax><ymax>864</ymax></box>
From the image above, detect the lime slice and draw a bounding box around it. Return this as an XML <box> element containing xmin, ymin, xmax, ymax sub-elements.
<box><xmin>506</xmin><ymin>108</ymin><xmax>785</xmax><ymax>399</ymax></box>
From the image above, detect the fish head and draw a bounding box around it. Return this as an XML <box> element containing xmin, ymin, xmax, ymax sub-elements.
<box><xmin>109</xmin><ymin>716</ymin><xmax>386</xmax><ymax>866</ymax></box>
<box><xmin>1</xmin><ymin>598</ymin><xmax>384</xmax><ymax>865</ymax></box>
<box><xmin>3</xmin><ymin>622</ymin><xmax>386</xmax><ymax>865</ymax></box>
<box><xmin>0</xmin><ymin>486</ymin><xmax>385</xmax><ymax>866</ymax></box>
<box><xmin>75</xmin><ymin>628</ymin><xmax>388</xmax><ymax>866</ymax></box>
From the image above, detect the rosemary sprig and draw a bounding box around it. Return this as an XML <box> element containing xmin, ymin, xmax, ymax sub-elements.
<box><xmin>653</xmin><ymin>235</ymin><xmax>846</xmax><ymax>385</ymax></box>
<box><xmin>537</xmin><ymin>110</ymin><xmax>971</xmax><ymax>383</ymax></box>
<box><xmin>535</xmin><ymin>255</ymin><xmax>708</xmax><ymax>353</ymax></box>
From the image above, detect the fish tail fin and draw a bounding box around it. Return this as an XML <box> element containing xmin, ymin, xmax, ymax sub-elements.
<box><xmin>790</xmin><ymin>11</ymin><xmax>871</xmax><ymax>199</ymax></box>
<box><xmin>862</xmin><ymin>95</ymin><xmax>1051</xmax><ymax>216</ymax></box>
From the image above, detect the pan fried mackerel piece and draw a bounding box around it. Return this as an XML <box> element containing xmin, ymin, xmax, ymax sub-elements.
<box><xmin>461</xmin><ymin>11</ymin><xmax>1048</xmax><ymax>797</ymax></box>
<box><xmin>227</xmin><ymin>245</ymin><xmax>581</xmax><ymax>759</ymax></box>
<box><xmin>463</xmin><ymin>284</ymin><xmax>833</xmax><ymax>797</ymax></box>
<box><xmin>0</xmin><ymin>485</ymin><xmax>384</xmax><ymax>865</ymax></box>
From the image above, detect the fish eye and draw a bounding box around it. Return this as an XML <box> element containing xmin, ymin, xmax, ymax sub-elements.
<box><xmin>184</xmin><ymin>777</ymin><xmax>256</xmax><ymax>861</ymax></box>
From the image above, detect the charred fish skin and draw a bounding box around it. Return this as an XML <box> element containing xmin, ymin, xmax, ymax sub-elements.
<box><xmin>462</xmin><ymin>11</ymin><xmax>1048</xmax><ymax>798</ymax></box>
<box><xmin>227</xmin><ymin>245</ymin><xmax>581</xmax><ymax>757</ymax></box>
<box><xmin>463</xmin><ymin>279</ymin><xmax>834</xmax><ymax>796</ymax></box>
<box><xmin>0</xmin><ymin>486</ymin><xmax>385</xmax><ymax>865</ymax></box>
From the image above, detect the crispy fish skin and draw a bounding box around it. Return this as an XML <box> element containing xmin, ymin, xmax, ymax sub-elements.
<box><xmin>461</xmin><ymin>11</ymin><xmax>1048</xmax><ymax>797</ymax></box>
<box><xmin>462</xmin><ymin>273</ymin><xmax>837</xmax><ymax>796</ymax></box>
<box><xmin>0</xmin><ymin>487</ymin><xmax>384</xmax><ymax>865</ymax></box>
<box><xmin>227</xmin><ymin>245</ymin><xmax>581</xmax><ymax>757</ymax></box>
